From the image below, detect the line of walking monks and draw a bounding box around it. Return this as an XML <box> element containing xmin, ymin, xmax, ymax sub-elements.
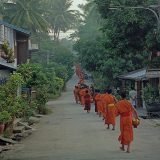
<box><xmin>74</xmin><ymin>65</ymin><xmax>140</xmax><ymax>153</ymax></box>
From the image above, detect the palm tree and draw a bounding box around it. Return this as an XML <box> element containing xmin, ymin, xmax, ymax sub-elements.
<box><xmin>46</xmin><ymin>0</ymin><xmax>79</xmax><ymax>41</ymax></box>
<box><xmin>3</xmin><ymin>0</ymin><xmax>49</xmax><ymax>33</ymax></box>
<box><xmin>0</xmin><ymin>0</ymin><xmax>8</xmax><ymax>20</ymax></box>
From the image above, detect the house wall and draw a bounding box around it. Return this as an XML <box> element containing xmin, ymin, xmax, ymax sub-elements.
<box><xmin>0</xmin><ymin>25</ymin><xmax>17</xmax><ymax>67</ymax></box>
<box><xmin>0</xmin><ymin>25</ymin><xmax>4</xmax><ymax>44</ymax></box>
<box><xmin>16</xmin><ymin>32</ymin><xmax>29</xmax><ymax>64</ymax></box>
<box><xmin>0</xmin><ymin>25</ymin><xmax>14</xmax><ymax>49</ymax></box>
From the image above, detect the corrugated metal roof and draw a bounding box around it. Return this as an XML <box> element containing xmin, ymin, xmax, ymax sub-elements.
<box><xmin>118</xmin><ymin>68</ymin><xmax>160</xmax><ymax>80</ymax></box>
<box><xmin>118</xmin><ymin>68</ymin><xmax>147</xmax><ymax>80</ymax></box>
<box><xmin>0</xmin><ymin>21</ymin><xmax>31</xmax><ymax>35</ymax></box>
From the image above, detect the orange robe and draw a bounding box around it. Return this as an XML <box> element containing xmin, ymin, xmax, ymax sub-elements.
<box><xmin>79</xmin><ymin>78</ymin><xmax>85</xmax><ymax>84</ymax></box>
<box><xmin>79</xmin><ymin>88</ymin><xmax>87</xmax><ymax>106</ymax></box>
<box><xmin>101</xmin><ymin>94</ymin><xmax>106</xmax><ymax>119</ymax></box>
<box><xmin>95</xmin><ymin>94</ymin><xmax>101</xmax><ymax>114</ymax></box>
<box><xmin>73</xmin><ymin>88</ymin><xmax>79</xmax><ymax>103</ymax></box>
<box><xmin>103</xmin><ymin>94</ymin><xmax>117</xmax><ymax>125</ymax></box>
<box><xmin>116</xmin><ymin>99</ymin><xmax>134</xmax><ymax>145</ymax></box>
<box><xmin>98</xmin><ymin>94</ymin><xmax>104</xmax><ymax>116</ymax></box>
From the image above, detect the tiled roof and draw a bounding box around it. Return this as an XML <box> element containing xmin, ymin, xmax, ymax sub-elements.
<box><xmin>0</xmin><ymin>21</ymin><xmax>31</xmax><ymax>35</ymax></box>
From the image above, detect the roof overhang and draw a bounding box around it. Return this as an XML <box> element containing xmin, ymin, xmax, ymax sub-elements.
<box><xmin>0</xmin><ymin>21</ymin><xmax>31</xmax><ymax>36</ymax></box>
<box><xmin>146</xmin><ymin>69</ymin><xmax>160</xmax><ymax>78</ymax></box>
<box><xmin>118</xmin><ymin>68</ymin><xmax>160</xmax><ymax>81</ymax></box>
<box><xmin>118</xmin><ymin>68</ymin><xmax>147</xmax><ymax>81</ymax></box>
<box><xmin>0</xmin><ymin>61</ymin><xmax>17</xmax><ymax>71</ymax></box>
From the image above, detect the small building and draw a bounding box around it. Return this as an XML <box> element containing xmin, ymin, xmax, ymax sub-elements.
<box><xmin>118</xmin><ymin>68</ymin><xmax>160</xmax><ymax>108</ymax></box>
<box><xmin>0</xmin><ymin>21</ymin><xmax>31</xmax><ymax>83</ymax></box>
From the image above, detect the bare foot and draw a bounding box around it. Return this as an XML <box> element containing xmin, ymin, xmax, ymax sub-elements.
<box><xmin>120</xmin><ymin>147</ymin><xmax>125</xmax><ymax>151</ymax></box>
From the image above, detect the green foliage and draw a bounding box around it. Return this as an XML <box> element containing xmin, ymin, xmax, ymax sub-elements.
<box><xmin>3</xmin><ymin>0</ymin><xmax>49</xmax><ymax>33</ymax></box>
<box><xmin>143</xmin><ymin>84</ymin><xmax>160</xmax><ymax>104</ymax></box>
<box><xmin>74</xmin><ymin>0</ymin><xmax>160</xmax><ymax>89</ymax></box>
<box><xmin>31</xmin><ymin>38</ymin><xmax>74</xmax><ymax>83</ymax></box>
<box><xmin>1</xmin><ymin>40</ymin><xmax>15</xmax><ymax>63</ymax></box>
<box><xmin>0</xmin><ymin>73</ymin><xmax>24</xmax><ymax>118</ymax></box>
<box><xmin>17</xmin><ymin>63</ymin><xmax>48</xmax><ymax>88</ymax></box>
<box><xmin>35</xmin><ymin>86</ymin><xmax>49</xmax><ymax>114</ymax></box>
<box><xmin>0</xmin><ymin>111</ymin><xmax>11</xmax><ymax>124</ymax></box>
<box><xmin>45</xmin><ymin>0</ymin><xmax>80</xmax><ymax>41</ymax></box>
<box><xmin>1</xmin><ymin>0</ymin><xmax>79</xmax><ymax>38</ymax></box>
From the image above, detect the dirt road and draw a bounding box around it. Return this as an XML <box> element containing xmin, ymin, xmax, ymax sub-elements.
<box><xmin>2</xmin><ymin>75</ymin><xmax>160</xmax><ymax>160</ymax></box>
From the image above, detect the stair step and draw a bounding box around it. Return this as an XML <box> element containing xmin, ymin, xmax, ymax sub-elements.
<box><xmin>28</xmin><ymin>117</ymin><xmax>40</xmax><ymax>125</ymax></box>
<box><xmin>13</xmin><ymin>118</ymin><xmax>22</xmax><ymax>128</ymax></box>
<box><xmin>12</xmin><ymin>130</ymin><xmax>33</xmax><ymax>141</ymax></box>
<box><xmin>13</xmin><ymin>126</ymin><xmax>25</xmax><ymax>134</ymax></box>
<box><xmin>34</xmin><ymin>114</ymin><xmax>43</xmax><ymax>118</ymax></box>
<box><xmin>0</xmin><ymin>136</ymin><xmax>17</xmax><ymax>144</ymax></box>
<box><xmin>18</xmin><ymin>122</ymin><xmax>35</xmax><ymax>130</ymax></box>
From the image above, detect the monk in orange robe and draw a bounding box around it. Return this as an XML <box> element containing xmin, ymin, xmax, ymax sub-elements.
<box><xmin>79</xmin><ymin>78</ymin><xmax>85</xmax><ymax>84</ymax></box>
<box><xmin>103</xmin><ymin>89</ymin><xmax>117</xmax><ymax>130</ymax></box>
<box><xmin>75</xmin><ymin>64</ymin><xmax>81</xmax><ymax>78</ymax></box>
<box><xmin>84</xmin><ymin>90</ymin><xmax>92</xmax><ymax>113</ymax></box>
<box><xmin>73</xmin><ymin>86</ymin><xmax>79</xmax><ymax>104</ymax></box>
<box><xmin>79</xmin><ymin>88</ymin><xmax>87</xmax><ymax>106</ymax></box>
<box><xmin>98</xmin><ymin>94</ymin><xmax>104</xmax><ymax>117</ymax></box>
<box><xmin>94</xmin><ymin>90</ymin><xmax>100</xmax><ymax>114</ymax></box>
<box><xmin>101</xmin><ymin>93</ymin><xmax>107</xmax><ymax>121</ymax></box>
<box><xmin>116</xmin><ymin>92</ymin><xmax>138</xmax><ymax>153</ymax></box>
<box><xmin>95</xmin><ymin>93</ymin><xmax>101</xmax><ymax>116</ymax></box>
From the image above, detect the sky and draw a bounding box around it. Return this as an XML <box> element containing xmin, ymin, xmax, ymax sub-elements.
<box><xmin>58</xmin><ymin>0</ymin><xmax>87</xmax><ymax>39</ymax></box>
<box><xmin>71</xmin><ymin>0</ymin><xmax>86</xmax><ymax>10</ymax></box>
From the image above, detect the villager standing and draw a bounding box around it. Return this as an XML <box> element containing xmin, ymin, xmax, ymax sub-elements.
<box><xmin>129</xmin><ymin>87</ymin><xmax>137</xmax><ymax>108</ymax></box>
<box><xmin>116</xmin><ymin>92</ymin><xmax>139</xmax><ymax>153</ymax></box>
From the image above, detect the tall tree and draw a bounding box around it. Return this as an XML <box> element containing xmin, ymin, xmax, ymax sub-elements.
<box><xmin>0</xmin><ymin>0</ymin><xmax>7</xmax><ymax>20</ymax></box>
<box><xmin>74</xmin><ymin>0</ymin><xmax>160</xmax><ymax>88</ymax></box>
<box><xmin>46</xmin><ymin>0</ymin><xmax>79</xmax><ymax>41</ymax></box>
<box><xmin>3</xmin><ymin>0</ymin><xmax>49</xmax><ymax>33</ymax></box>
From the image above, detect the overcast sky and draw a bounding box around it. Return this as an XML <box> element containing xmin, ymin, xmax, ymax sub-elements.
<box><xmin>58</xmin><ymin>0</ymin><xmax>86</xmax><ymax>39</ymax></box>
<box><xmin>71</xmin><ymin>0</ymin><xmax>86</xmax><ymax>10</ymax></box>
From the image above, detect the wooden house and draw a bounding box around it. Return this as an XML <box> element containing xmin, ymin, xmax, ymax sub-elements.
<box><xmin>0</xmin><ymin>21</ymin><xmax>31</xmax><ymax>84</ymax></box>
<box><xmin>118</xmin><ymin>68</ymin><xmax>160</xmax><ymax>108</ymax></box>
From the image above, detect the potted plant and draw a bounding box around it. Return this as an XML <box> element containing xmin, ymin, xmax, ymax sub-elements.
<box><xmin>0</xmin><ymin>111</ymin><xmax>11</xmax><ymax>135</ymax></box>
<box><xmin>1</xmin><ymin>40</ymin><xmax>15</xmax><ymax>63</ymax></box>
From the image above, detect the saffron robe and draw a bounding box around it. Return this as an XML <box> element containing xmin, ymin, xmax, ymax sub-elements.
<box><xmin>116</xmin><ymin>99</ymin><xmax>134</xmax><ymax>145</ymax></box>
<box><xmin>94</xmin><ymin>93</ymin><xmax>99</xmax><ymax>113</ymax></box>
<box><xmin>79</xmin><ymin>88</ymin><xmax>86</xmax><ymax>106</ymax></box>
<box><xmin>101</xmin><ymin>94</ymin><xmax>107</xmax><ymax>119</ymax></box>
<box><xmin>84</xmin><ymin>93</ymin><xmax>91</xmax><ymax>111</ymax></box>
<box><xmin>103</xmin><ymin>94</ymin><xmax>117</xmax><ymax>125</ymax></box>
<box><xmin>95</xmin><ymin>94</ymin><xmax>101</xmax><ymax>114</ymax></box>
<box><xmin>73</xmin><ymin>88</ymin><xmax>79</xmax><ymax>103</ymax></box>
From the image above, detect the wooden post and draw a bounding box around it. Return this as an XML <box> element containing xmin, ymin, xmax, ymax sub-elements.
<box><xmin>159</xmin><ymin>77</ymin><xmax>160</xmax><ymax>95</ymax></box>
<box><xmin>121</xmin><ymin>80</ymin><xmax>125</xmax><ymax>92</ymax></box>
<box><xmin>136</xmin><ymin>81</ymin><xmax>142</xmax><ymax>108</ymax></box>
